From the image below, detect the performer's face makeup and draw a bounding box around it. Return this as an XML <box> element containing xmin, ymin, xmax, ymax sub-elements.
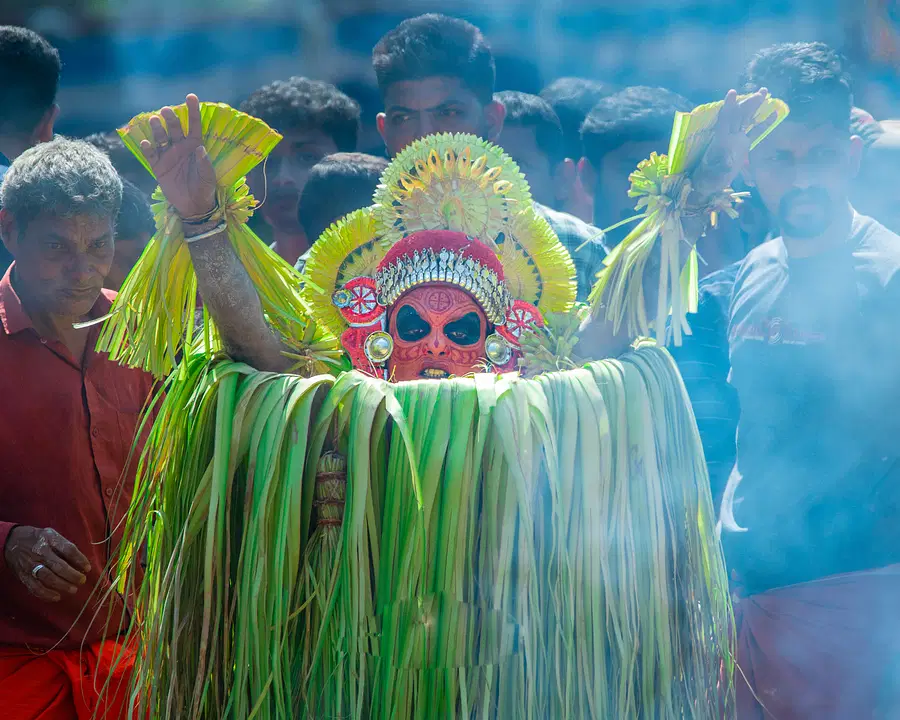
<box><xmin>388</xmin><ymin>284</ymin><xmax>488</xmax><ymax>381</ymax></box>
<box><xmin>747</xmin><ymin>119</ymin><xmax>862</xmax><ymax>240</ymax></box>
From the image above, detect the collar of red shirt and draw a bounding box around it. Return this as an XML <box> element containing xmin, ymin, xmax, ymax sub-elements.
<box><xmin>0</xmin><ymin>262</ymin><xmax>115</xmax><ymax>335</ymax></box>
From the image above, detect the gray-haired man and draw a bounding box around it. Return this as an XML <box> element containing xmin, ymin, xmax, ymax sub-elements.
<box><xmin>0</xmin><ymin>137</ymin><xmax>154</xmax><ymax>718</ymax></box>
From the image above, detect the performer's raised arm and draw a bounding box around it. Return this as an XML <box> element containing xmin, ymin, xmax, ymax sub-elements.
<box><xmin>577</xmin><ymin>87</ymin><xmax>785</xmax><ymax>354</ymax></box>
<box><xmin>682</xmin><ymin>88</ymin><xmax>774</xmax><ymax>248</ymax></box>
<box><xmin>140</xmin><ymin>94</ymin><xmax>292</xmax><ymax>372</ymax></box>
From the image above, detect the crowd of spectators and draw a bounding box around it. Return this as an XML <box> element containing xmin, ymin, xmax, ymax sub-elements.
<box><xmin>1</xmin><ymin>11</ymin><xmax>900</xmax><ymax>718</ymax></box>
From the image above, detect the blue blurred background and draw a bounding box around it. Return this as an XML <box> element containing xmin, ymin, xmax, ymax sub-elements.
<box><xmin>4</xmin><ymin>0</ymin><xmax>898</xmax><ymax>135</ymax></box>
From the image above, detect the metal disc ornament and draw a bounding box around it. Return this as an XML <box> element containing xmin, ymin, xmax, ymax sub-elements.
<box><xmin>484</xmin><ymin>333</ymin><xmax>512</xmax><ymax>366</ymax></box>
<box><xmin>364</xmin><ymin>331</ymin><xmax>394</xmax><ymax>364</ymax></box>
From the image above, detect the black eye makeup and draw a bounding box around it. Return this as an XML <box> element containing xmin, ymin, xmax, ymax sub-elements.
<box><xmin>395</xmin><ymin>305</ymin><xmax>431</xmax><ymax>342</ymax></box>
<box><xmin>443</xmin><ymin>312</ymin><xmax>482</xmax><ymax>346</ymax></box>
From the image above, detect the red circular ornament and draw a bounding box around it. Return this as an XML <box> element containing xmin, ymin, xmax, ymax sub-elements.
<box><xmin>333</xmin><ymin>277</ymin><xmax>385</xmax><ymax>326</ymax></box>
<box><xmin>497</xmin><ymin>299</ymin><xmax>544</xmax><ymax>345</ymax></box>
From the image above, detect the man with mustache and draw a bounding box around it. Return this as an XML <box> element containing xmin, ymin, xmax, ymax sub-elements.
<box><xmin>717</xmin><ymin>42</ymin><xmax>900</xmax><ymax>718</ymax></box>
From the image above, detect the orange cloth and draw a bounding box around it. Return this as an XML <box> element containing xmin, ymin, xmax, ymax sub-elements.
<box><xmin>0</xmin><ymin>639</ymin><xmax>136</xmax><ymax>720</ymax></box>
<box><xmin>735</xmin><ymin>564</ymin><xmax>900</xmax><ymax>718</ymax></box>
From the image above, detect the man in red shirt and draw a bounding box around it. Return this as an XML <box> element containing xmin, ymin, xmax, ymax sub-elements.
<box><xmin>0</xmin><ymin>137</ymin><xmax>154</xmax><ymax>719</ymax></box>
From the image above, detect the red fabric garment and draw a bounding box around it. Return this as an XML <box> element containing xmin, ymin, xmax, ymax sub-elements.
<box><xmin>0</xmin><ymin>264</ymin><xmax>154</xmax><ymax>650</ymax></box>
<box><xmin>735</xmin><ymin>564</ymin><xmax>900</xmax><ymax>718</ymax></box>
<box><xmin>0</xmin><ymin>639</ymin><xmax>137</xmax><ymax>719</ymax></box>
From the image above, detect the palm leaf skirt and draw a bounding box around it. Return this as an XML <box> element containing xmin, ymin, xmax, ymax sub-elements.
<box><xmin>106</xmin><ymin>344</ymin><xmax>733</xmax><ymax>719</ymax></box>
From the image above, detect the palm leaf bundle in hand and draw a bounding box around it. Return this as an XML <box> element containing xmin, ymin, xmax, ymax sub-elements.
<box><xmin>95</xmin><ymin>102</ymin><xmax>341</xmax><ymax>377</ymax></box>
<box><xmin>588</xmin><ymin>93</ymin><xmax>789</xmax><ymax>346</ymax></box>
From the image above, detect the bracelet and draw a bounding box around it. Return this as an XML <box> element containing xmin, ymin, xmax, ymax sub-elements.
<box><xmin>179</xmin><ymin>200</ymin><xmax>220</xmax><ymax>226</ymax></box>
<box><xmin>184</xmin><ymin>220</ymin><xmax>227</xmax><ymax>244</ymax></box>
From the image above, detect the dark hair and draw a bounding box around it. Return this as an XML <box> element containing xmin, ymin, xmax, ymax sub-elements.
<box><xmin>117</xmin><ymin>178</ymin><xmax>154</xmax><ymax>241</ymax></box>
<box><xmin>580</xmin><ymin>86</ymin><xmax>693</xmax><ymax>166</ymax></box>
<box><xmin>740</xmin><ymin>42</ymin><xmax>852</xmax><ymax>131</ymax></box>
<box><xmin>0</xmin><ymin>26</ymin><xmax>60</xmax><ymax>136</ymax></box>
<box><xmin>495</xmin><ymin>91</ymin><xmax>565</xmax><ymax>166</ymax></box>
<box><xmin>83</xmin><ymin>131</ymin><xmax>152</xmax><ymax>186</ymax></box>
<box><xmin>239</xmin><ymin>77</ymin><xmax>360</xmax><ymax>152</ymax></box>
<box><xmin>540</xmin><ymin>77</ymin><xmax>615</xmax><ymax>160</ymax></box>
<box><xmin>372</xmin><ymin>14</ymin><xmax>495</xmax><ymax>105</ymax></box>
<box><xmin>298</xmin><ymin>152</ymin><xmax>389</xmax><ymax>243</ymax></box>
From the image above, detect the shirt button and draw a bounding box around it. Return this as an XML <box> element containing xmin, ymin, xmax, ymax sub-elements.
<box><xmin>91</xmin><ymin>427</ymin><xmax>99</xmax><ymax>438</ymax></box>
<box><xmin>105</xmin><ymin>488</ymin><xmax>113</xmax><ymax>498</ymax></box>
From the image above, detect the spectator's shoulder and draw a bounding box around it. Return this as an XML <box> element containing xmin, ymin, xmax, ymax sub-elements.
<box><xmin>852</xmin><ymin>213</ymin><xmax>900</xmax><ymax>289</ymax></box>
<box><xmin>698</xmin><ymin>261</ymin><xmax>741</xmax><ymax>297</ymax></box>
<box><xmin>742</xmin><ymin>236</ymin><xmax>786</xmax><ymax>266</ymax></box>
<box><xmin>533</xmin><ymin>202</ymin><xmax>607</xmax><ymax>249</ymax></box>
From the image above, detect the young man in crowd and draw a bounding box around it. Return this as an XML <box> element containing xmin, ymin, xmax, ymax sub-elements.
<box><xmin>712</xmin><ymin>42</ymin><xmax>900</xmax><ymax>717</ymax></box>
<box><xmin>105</xmin><ymin>179</ymin><xmax>155</xmax><ymax>291</ymax></box>
<box><xmin>239</xmin><ymin>77</ymin><xmax>360</xmax><ymax>266</ymax></box>
<box><xmin>0</xmin><ymin>138</ymin><xmax>155</xmax><ymax>718</ymax></box>
<box><xmin>540</xmin><ymin>77</ymin><xmax>615</xmax><ymax>165</ymax></box>
<box><xmin>540</xmin><ymin>77</ymin><xmax>615</xmax><ymax>222</ymax></box>
<box><xmin>295</xmin><ymin>151</ymin><xmax>388</xmax><ymax>272</ymax></box>
<box><xmin>0</xmin><ymin>26</ymin><xmax>61</xmax><ymax>271</ymax></box>
<box><xmin>672</xmin><ymin>106</ymin><xmax>883</xmax><ymax>505</ymax></box>
<box><xmin>84</xmin><ymin>130</ymin><xmax>159</xmax><ymax>197</ymax></box>
<box><xmin>371</xmin><ymin>14</ymin><xmax>606</xmax><ymax>301</ymax></box>
<box><xmin>0</xmin><ymin>26</ymin><xmax>59</xmax><ymax>178</ymax></box>
<box><xmin>494</xmin><ymin>91</ymin><xmax>576</xmax><ymax>213</ymax></box>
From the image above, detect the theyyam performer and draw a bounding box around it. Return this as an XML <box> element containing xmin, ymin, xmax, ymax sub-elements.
<box><xmin>95</xmin><ymin>89</ymin><xmax>785</xmax><ymax>718</ymax></box>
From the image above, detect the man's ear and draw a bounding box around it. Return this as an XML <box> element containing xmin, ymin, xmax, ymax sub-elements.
<box><xmin>484</xmin><ymin>101</ymin><xmax>506</xmax><ymax>142</ymax></box>
<box><xmin>0</xmin><ymin>209</ymin><xmax>19</xmax><ymax>257</ymax></box>
<box><xmin>577</xmin><ymin>157</ymin><xmax>597</xmax><ymax>195</ymax></box>
<box><xmin>553</xmin><ymin>158</ymin><xmax>593</xmax><ymax>223</ymax></box>
<box><xmin>553</xmin><ymin>159</ymin><xmax>577</xmax><ymax>201</ymax></box>
<box><xmin>376</xmin><ymin>113</ymin><xmax>387</xmax><ymax>144</ymax></box>
<box><xmin>33</xmin><ymin>104</ymin><xmax>59</xmax><ymax>145</ymax></box>
<box><xmin>848</xmin><ymin>134</ymin><xmax>864</xmax><ymax>179</ymax></box>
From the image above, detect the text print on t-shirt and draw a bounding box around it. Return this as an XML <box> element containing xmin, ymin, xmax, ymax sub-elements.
<box><xmin>733</xmin><ymin>316</ymin><xmax>826</xmax><ymax>346</ymax></box>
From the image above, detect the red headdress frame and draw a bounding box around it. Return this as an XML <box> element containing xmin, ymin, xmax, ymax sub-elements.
<box><xmin>333</xmin><ymin>230</ymin><xmax>544</xmax><ymax>375</ymax></box>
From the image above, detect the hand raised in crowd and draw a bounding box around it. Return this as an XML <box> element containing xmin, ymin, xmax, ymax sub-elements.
<box><xmin>692</xmin><ymin>88</ymin><xmax>774</xmax><ymax>198</ymax></box>
<box><xmin>140</xmin><ymin>93</ymin><xmax>217</xmax><ymax>221</ymax></box>
<box><xmin>4</xmin><ymin>526</ymin><xmax>91</xmax><ymax>602</ymax></box>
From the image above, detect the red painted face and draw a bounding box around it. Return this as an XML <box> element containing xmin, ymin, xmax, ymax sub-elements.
<box><xmin>388</xmin><ymin>284</ymin><xmax>488</xmax><ymax>381</ymax></box>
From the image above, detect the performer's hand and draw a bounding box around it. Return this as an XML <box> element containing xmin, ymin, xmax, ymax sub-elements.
<box><xmin>4</xmin><ymin>526</ymin><xmax>91</xmax><ymax>602</ymax></box>
<box><xmin>692</xmin><ymin>88</ymin><xmax>775</xmax><ymax>199</ymax></box>
<box><xmin>140</xmin><ymin>93</ymin><xmax>217</xmax><ymax>219</ymax></box>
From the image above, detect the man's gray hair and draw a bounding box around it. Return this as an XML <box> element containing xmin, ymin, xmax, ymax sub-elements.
<box><xmin>1</xmin><ymin>136</ymin><xmax>123</xmax><ymax>228</ymax></box>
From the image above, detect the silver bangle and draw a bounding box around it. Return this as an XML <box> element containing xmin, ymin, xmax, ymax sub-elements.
<box><xmin>184</xmin><ymin>220</ymin><xmax>227</xmax><ymax>244</ymax></box>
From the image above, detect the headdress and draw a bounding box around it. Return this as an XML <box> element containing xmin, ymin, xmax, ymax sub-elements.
<box><xmin>300</xmin><ymin>133</ymin><xmax>577</xmax><ymax>376</ymax></box>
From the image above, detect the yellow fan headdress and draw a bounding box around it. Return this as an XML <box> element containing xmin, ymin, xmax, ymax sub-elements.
<box><xmin>300</xmin><ymin>133</ymin><xmax>577</xmax><ymax>374</ymax></box>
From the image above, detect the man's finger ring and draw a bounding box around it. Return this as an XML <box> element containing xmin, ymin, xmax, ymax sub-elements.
<box><xmin>32</xmin><ymin>564</ymin><xmax>44</xmax><ymax>578</ymax></box>
<box><xmin>157</xmin><ymin>139</ymin><xmax>171</xmax><ymax>150</ymax></box>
